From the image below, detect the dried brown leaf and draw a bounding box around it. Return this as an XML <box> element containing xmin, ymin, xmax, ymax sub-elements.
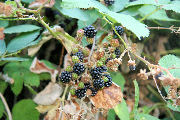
<box><xmin>29</xmin><ymin>0</ymin><xmax>55</xmax><ymax>9</ymax></box>
<box><xmin>0</xmin><ymin>28</ymin><xmax>5</xmax><ymax>40</ymax></box>
<box><xmin>90</xmin><ymin>83</ymin><xmax>123</xmax><ymax>109</ymax></box>
<box><xmin>30</xmin><ymin>57</ymin><xmax>58</xmax><ymax>82</ymax></box>
<box><xmin>33</xmin><ymin>82</ymin><xmax>63</xmax><ymax>105</ymax></box>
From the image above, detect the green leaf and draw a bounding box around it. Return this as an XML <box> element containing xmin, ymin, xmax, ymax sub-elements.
<box><xmin>61</xmin><ymin>0</ymin><xmax>150</xmax><ymax>38</ymax></box>
<box><xmin>0</xmin><ymin>99</ymin><xmax>5</xmax><ymax>119</ymax></box>
<box><xmin>24</xmin><ymin>72</ymin><xmax>40</xmax><ymax>87</ymax></box>
<box><xmin>121</xmin><ymin>5</ymin><xmax>142</xmax><ymax>16</ymax></box>
<box><xmin>0</xmin><ymin>20</ymin><xmax>9</xmax><ymax>28</ymax></box>
<box><xmin>158</xmin><ymin>54</ymin><xmax>180</xmax><ymax>78</ymax></box>
<box><xmin>136</xmin><ymin>113</ymin><xmax>160</xmax><ymax>120</ymax></box>
<box><xmin>0</xmin><ymin>57</ymin><xmax>29</xmax><ymax>61</ymax></box>
<box><xmin>0</xmin><ymin>40</ymin><xmax>6</xmax><ymax>56</ymax></box>
<box><xmin>167</xmin><ymin>103</ymin><xmax>180</xmax><ymax>112</ymax></box>
<box><xmin>108</xmin><ymin>0</ymin><xmax>129</xmax><ymax>12</ymax></box>
<box><xmin>114</xmin><ymin>99</ymin><xmax>130</xmax><ymax>120</ymax></box>
<box><xmin>111</xmin><ymin>72</ymin><xmax>125</xmax><ymax>91</ymax></box>
<box><xmin>4</xmin><ymin>24</ymin><xmax>41</xmax><ymax>34</ymax></box>
<box><xmin>12</xmin><ymin>99</ymin><xmax>40</xmax><ymax>120</ymax></box>
<box><xmin>0</xmin><ymin>80</ymin><xmax>8</xmax><ymax>94</ymax></box>
<box><xmin>162</xmin><ymin>1</ymin><xmax>180</xmax><ymax>13</ymax></box>
<box><xmin>139</xmin><ymin>5</ymin><xmax>177</xmax><ymax>21</ymax></box>
<box><xmin>7</xmin><ymin>30</ymin><xmax>40</xmax><ymax>53</ymax></box>
<box><xmin>21</xmin><ymin>0</ymin><xmax>34</xmax><ymax>4</ymax></box>
<box><xmin>107</xmin><ymin>109</ymin><xmax>116</xmax><ymax>120</ymax></box>
<box><xmin>11</xmin><ymin>73</ymin><xmax>24</xmax><ymax>96</ymax></box>
<box><xmin>133</xmin><ymin>80</ymin><xmax>139</xmax><ymax>119</ymax></box>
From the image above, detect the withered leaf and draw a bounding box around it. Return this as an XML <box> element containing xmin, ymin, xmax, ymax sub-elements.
<box><xmin>90</xmin><ymin>83</ymin><xmax>123</xmax><ymax>109</ymax></box>
<box><xmin>33</xmin><ymin>82</ymin><xmax>63</xmax><ymax>105</ymax></box>
<box><xmin>30</xmin><ymin>57</ymin><xmax>58</xmax><ymax>82</ymax></box>
<box><xmin>29</xmin><ymin>0</ymin><xmax>55</xmax><ymax>9</ymax></box>
<box><xmin>0</xmin><ymin>28</ymin><xmax>5</xmax><ymax>40</ymax></box>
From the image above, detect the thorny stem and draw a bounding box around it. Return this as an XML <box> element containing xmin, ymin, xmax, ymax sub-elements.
<box><xmin>0</xmin><ymin>93</ymin><xmax>12</xmax><ymax>120</ymax></box>
<box><xmin>139</xmin><ymin>8</ymin><xmax>159</xmax><ymax>22</ymax></box>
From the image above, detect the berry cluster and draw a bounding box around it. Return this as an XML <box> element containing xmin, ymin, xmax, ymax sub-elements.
<box><xmin>83</xmin><ymin>25</ymin><xmax>97</xmax><ymax>38</ymax></box>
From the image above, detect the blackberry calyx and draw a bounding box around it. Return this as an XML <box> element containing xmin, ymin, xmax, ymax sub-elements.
<box><xmin>59</xmin><ymin>71</ymin><xmax>72</xmax><ymax>83</ymax></box>
<box><xmin>83</xmin><ymin>25</ymin><xmax>97</xmax><ymax>38</ymax></box>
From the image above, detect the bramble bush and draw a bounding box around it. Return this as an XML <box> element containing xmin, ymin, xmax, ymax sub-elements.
<box><xmin>0</xmin><ymin>0</ymin><xmax>180</xmax><ymax>120</ymax></box>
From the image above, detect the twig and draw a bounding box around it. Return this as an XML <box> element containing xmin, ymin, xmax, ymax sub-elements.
<box><xmin>88</xmin><ymin>37</ymin><xmax>96</xmax><ymax>62</ymax></box>
<box><xmin>0</xmin><ymin>93</ymin><xmax>12</xmax><ymax>120</ymax></box>
<box><xmin>58</xmin><ymin>46</ymin><xmax>65</xmax><ymax>73</ymax></box>
<box><xmin>61</xmin><ymin>84</ymin><xmax>69</xmax><ymax>106</ymax></box>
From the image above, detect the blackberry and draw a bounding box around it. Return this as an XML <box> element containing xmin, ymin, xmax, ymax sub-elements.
<box><xmin>93</xmin><ymin>79</ymin><xmax>104</xmax><ymax>89</ymax></box>
<box><xmin>115</xmin><ymin>48</ymin><xmax>121</xmax><ymax>58</ymax></box>
<box><xmin>86</xmin><ymin>44</ymin><xmax>92</xmax><ymax>49</ymax></box>
<box><xmin>84</xmin><ymin>82</ymin><xmax>91</xmax><ymax>89</ymax></box>
<box><xmin>155</xmin><ymin>72</ymin><xmax>163</xmax><ymax>80</ymax></box>
<box><xmin>75</xmin><ymin>88</ymin><xmax>87</xmax><ymax>99</ymax></box>
<box><xmin>103</xmin><ymin>74</ymin><xmax>112</xmax><ymax>87</ymax></box>
<box><xmin>113</xmin><ymin>26</ymin><xmax>124</xmax><ymax>36</ymax></box>
<box><xmin>101</xmin><ymin>66</ymin><xmax>108</xmax><ymax>72</ymax></box>
<box><xmin>129</xmin><ymin>65</ymin><xmax>136</xmax><ymax>71</ymax></box>
<box><xmin>89</xmin><ymin>87</ymin><xmax>97</xmax><ymax>96</ymax></box>
<box><xmin>74</xmin><ymin>51</ymin><xmax>84</xmax><ymax>62</ymax></box>
<box><xmin>104</xmin><ymin>0</ymin><xmax>114</xmax><ymax>6</ymax></box>
<box><xmin>105</xmin><ymin>58</ymin><xmax>113</xmax><ymax>64</ymax></box>
<box><xmin>73</xmin><ymin>63</ymin><xmax>85</xmax><ymax>75</ymax></box>
<box><xmin>59</xmin><ymin>71</ymin><xmax>72</xmax><ymax>83</ymax></box>
<box><xmin>83</xmin><ymin>25</ymin><xmax>97</xmax><ymax>38</ymax></box>
<box><xmin>90</xmin><ymin>67</ymin><xmax>102</xmax><ymax>79</ymax></box>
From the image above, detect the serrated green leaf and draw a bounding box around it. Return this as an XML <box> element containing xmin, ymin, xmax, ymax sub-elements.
<box><xmin>121</xmin><ymin>5</ymin><xmax>142</xmax><ymax>16</ymax></box>
<box><xmin>158</xmin><ymin>54</ymin><xmax>180</xmax><ymax>78</ymax></box>
<box><xmin>11</xmin><ymin>73</ymin><xmax>24</xmax><ymax>96</ymax></box>
<box><xmin>167</xmin><ymin>103</ymin><xmax>180</xmax><ymax>112</ymax></box>
<box><xmin>0</xmin><ymin>40</ymin><xmax>6</xmax><ymax>56</ymax></box>
<box><xmin>108</xmin><ymin>0</ymin><xmax>129</xmax><ymax>12</ymax></box>
<box><xmin>110</xmin><ymin>72</ymin><xmax>125</xmax><ymax>91</ymax></box>
<box><xmin>7</xmin><ymin>30</ymin><xmax>40</xmax><ymax>53</ymax></box>
<box><xmin>136</xmin><ymin>113</ymin><xmax>160</xmax><ymax>120</ymax></box>
<box><xmin>162</xmin><ymin>1</ymin><xmax>180</xmax><ymax>13</ymax></box>
<box><xmin>107</xmin><ymin>109</ymin><xmax>116</xmax><ymax>120</ymax></box>
<box><xmin>0</xmin><ymin>99</ymin><xmax>5</xmax><ymax>119</ymax></box>
<box><xmin>0</xmin><ymin>80</ymin><xmax>8</xmax><ymax>94</ymax></box>
<box><xmin>24</xmin><ymin>72</ymin><xmax>40</xmax><ymax>87</ymax></box>
<box><xmin>114</xmin><ymin>99</ymin><xmax>130</xmax><ymax>120</ymax></box>
<box><xmin>12</xmin><ymin>99</ymin><xmax>40</xmax><ymax>120</ymax></box>
<box><xmin>61</xmin><ymin>0</ymin><xmax>149</xmax><ymax>39</ymax></box>
<box><xmin>4</xmin><ymin>24</ymin><xmax>41</xmax><ymax>34</ymax></box>
<box><xmin>0</xmin><ymin>57</ymin><xmax>29</xmax><ymax>61</ymax></box>
<box><xmin>0</xmin><ymin>20</ymin><xmax>9</xmax><ymax>28</ymax></box>
<box><xmin>139</xmin><ymin>5</ymin><xmax>177</xmax><ymax>21</ymax></box>
<box><xmin>126</xmin><ymin>0</ymin><xmax>171</xmax><ymax>8</ymax></box>
<box><xmin>133</xmin><ymin>80</ymin><xmax>140</xmax><ymax>118</ymax></box>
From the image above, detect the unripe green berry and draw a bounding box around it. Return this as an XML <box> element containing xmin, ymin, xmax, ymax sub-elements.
<box><xmin>72</xmin><ymin>56</ymin><xmax>79</xmax><ymax>63</ymax></box>
<box><xmin>82</xmin><ymin>48</ymin><xmax>89</xmax><ymax>56</ymax></box>
<box><xmin>72</xmin><ymin>48</ymin><xmax>79</xmax><ymax>54</ymax></box>
<box><xmin>70</xmin><ymin>88</ymin><xmax>75</xmax><ymax>95</ymax></box>
<box><xmin>78</xmin><ymin>82</ymin><xmax>84</xmax><ymax>88</ymax></box>
<box><xmin>97</xmin><ymin>61</ymin><xmax>103</xmax><ymax>67</ymax></box>
<box><xmin>100</xmin><ymin>57</ymin><xmax>106</xmax><ymax>63</ymax></box>
<box><xmin>111</xmin><ymin>53</ymin><xmax>116</xmax><ymax>59</ymax></box>
<box><xmin>72</xmin><ymin>73</ymin><xmax>78</xmax><ymax>79</ymax></box>
<box><xmin>107</xmin><ymin>34</ymin><xmax>113</xmax><ymax>41</ymax></box>
<box><xmin>103</xmin><ymin>77</ymin><xmax>109</xmax><ymax>82</ymax></box>
<box><xmin>66</xmin><ymin>65</ymin><xmax>73</xmax><ymax>72</ymax></box>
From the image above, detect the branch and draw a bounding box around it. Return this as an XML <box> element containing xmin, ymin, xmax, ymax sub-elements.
<box><xmin>0</xmin><ymin>93</ymin><xmax>12</xmax><ymax>120</ymax></box>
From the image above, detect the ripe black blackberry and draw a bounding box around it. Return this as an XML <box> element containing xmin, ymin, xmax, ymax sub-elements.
<box><xmin>113</xmin><ymin>26</ymin><xmax>124</xmax><ymax>36</ymax></box>
<box><xmin>115</xmin><ymin>48</ymin><xmax>121</xmax><ymax>58</ymax></box>
<box><xmin>155</xmin><ymin>72</ymin><xmax>163</xmax><ymax>80</ymax></box>
<box><xmin>59</xmin><ymin>71</ymin><xmax>72</xmax><ymax>83</ymax></box>
<box><xmin>93</xmin><ymin>79</ymin><xmax>105</xmax><ymax>89</ymax></box>
<box><xmin>74</xmin><ymin>51</ymin><xmax>84</xmax><ymax>62</ymax></box>
<box><xmin>104</xmin><ymin>0</ymin><xmax>114</xmax><ymax>6</ymax></box>
<box><xmin>105</xmin><ymin>58</ymin><xmax>113</xmax><ymax>64</ymax></box>
<box><xmin>75</xmin><ymin>88</ymin><xmax>87</xmax><ymax>99</ymax></box>
<box><xmin>90</xmin><ymin>67</ymin><xmax>102</xmax><ymax>79</ymax></box>
<box><xmin>89</xmin><ymin>87</ymin><xmax>97</xmax><ymax>96</ymax></box>
<box><xmin>129</xmin><ymin>65</ymin><xmax>136</xmax><ymax>71</ymax></box>
<box><xmin>103</xmin><ymin>74</ymin><xmax>112</xmax><ymax>87</ymax></box>
<box><xmin>73</xmin><ymin>63</ymin><xmax>85</xmax><ymax>75</ymax></box>
<box><xmin>83</xmin><ymin>25</ymin><xmax>97</xmax><ymax>38</ymax></box>
<box><xmin>101</xmin><ymin>66</ymin><xmax>108</xmax><ymax>72</ymax></box>
<box><xmin>84</xmin><ymin>82</ymin><xmax>91</xmax><ymax>89</ymax></box>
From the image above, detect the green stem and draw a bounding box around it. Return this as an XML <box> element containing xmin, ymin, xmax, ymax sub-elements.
<box><xmin>0</xmin><ymin>17</ymin><xmax>34</xmax><ymax>21</ymax></box>
<box><xmin>139</xmin><ymin>8</ymin><xmax>159</xmax><ymax>22</ymax></box>
<box><xmin>61</xmin><ymin>84</ymin><xmax>69</xmax><ymax>106</ymax></box>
